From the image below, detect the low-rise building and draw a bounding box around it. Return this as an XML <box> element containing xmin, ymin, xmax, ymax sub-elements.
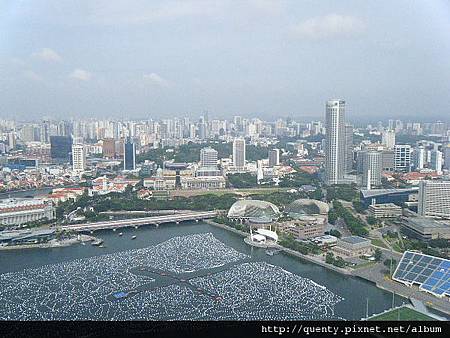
<box><xmin>143</xmin><ymin>177</ymin><xmax>176</xmax><ymax>190</ymax></box>
<box><xmin>0</xmin><ymin>198</ymin><xmax>56</xmax><ymax>226</ymax></box>
<box><xmin>368</xmin><ymin>203</ymin><xmax>402</xmax><ymax>219</ymax></box>
<box><xmin>180</xmin><ymin>176</ymin><xmax>226</xmax><ymax>190</ymax></box>
<box><xmin>401</xmin><ymin>216</ymin><xmax>450</xmax><ymax>241</ymax></box>
<box><xmin>0</xmin><ymin>229</ymin><xmax>56</xmax><ymax>246</ymax></box>
<box><xmin>278</xmin><ymin>216</ymin><xmax>326</xmax><ymax>240</ymax></box>
<box><xmin>333</xmin><ymin>236</ymin><xmax>371</xmax><ymax>257</ymax></box>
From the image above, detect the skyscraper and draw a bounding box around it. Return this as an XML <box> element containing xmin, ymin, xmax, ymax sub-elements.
<box><xmin>268</xmin><ymin>149</ymin><xmax>280</xmax><ymax>167</ymax></box>
<box><xmin>413</xmin><ymin>146</ymin><xmax>426</xmax><ymax>170</ymax></box>
<box><xmin>72</xmin><ymin>144</ymin><xmax>86</xmax><ymax>173</ymax></box>
<box><xmin>418</xmin><ymin>181</ymin><xmax>450</xmax><ymax>219</ymax></box>
<box><xmin>381</xmin><ymin>129</ymin><xmax>396</xmax><ymax>149</ymax></box>
<box><xmin>361</xmin><ymin>151</ymin><xmax>382</xmax><ymax>189</ymax></box>
<box><xmin>394</xmin><ymin>145</ymin><xmax>411</xmax><ymax>172</ymax></box>
<box><xmin>430</xmin><ymin>150</ymin><xmax>443</xmax><ymax>174</ymax></box>
<box><xmin>123</xmin><ymin>138</ymin><xmax>136</xmax><ymax>171</ymax></box>
<box><xmin>50</xmin><ymin>136</ymin><xmax>72</xmax><ymax>160</ymax></box>
<box><xmin>443</xmin><ymin>144</ymin><xmax>450</xmax><ymax>170</ymax></box>
<box><xmin>345</xmin><ymin>124</ymin><xmax>354</xmax><ymax>173</ymax></box>
<box><xmin>233</xmin><ymin>137</ymin><xmax>246</xmax><ymax>169</ymax></box>
<box><xmin>325</xmin><ymin>99</ymin><xmax>346</xmax><ymax>185</ymax></box>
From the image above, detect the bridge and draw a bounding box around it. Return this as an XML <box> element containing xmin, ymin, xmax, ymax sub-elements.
<box><xmin>59</xmin><ymin>210</ymin><xmax>218</xmax><ymax>232</ymax></box>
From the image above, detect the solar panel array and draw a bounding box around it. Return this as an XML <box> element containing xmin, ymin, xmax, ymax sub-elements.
<box><xmin>392</xmin><ymin>251</ymin><xmax>450</xmax><ymax>298</ymax></box>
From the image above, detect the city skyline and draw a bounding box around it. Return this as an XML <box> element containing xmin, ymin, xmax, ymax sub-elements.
<box><xmin>2</xmin><ymin>1</ymin><xmax>450</xmax><ymax>120</ymax></box>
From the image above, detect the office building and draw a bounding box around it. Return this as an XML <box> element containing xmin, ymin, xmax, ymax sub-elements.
<box><xmin>401</xmin><ymin>216</ymin><xmax>450</xmax><ymax>241</ymax></box>
<box><xmin>381</xmin><ymin>129</ymin><xmax>396</xmax><ymax>149</ymax></box>
<box><xmin>200</xmin><ymin>147</ymin><xmax>218</xmax><ymax>168</ymax></box>
<box><xmin>123</xmin><ymin>138</ymin><xmax>136</xmax><ymax>171</ymax></box>
<box><xmin>413</xmin><ymin>146</ymin><xmax>426</xmax><ymax>170</ymax></box>
<box><xmin>418</xmin><ymin>180</ymin><xmax>450</xmax><ymax>219</ymax></box>
<box><xmin>394</xmin><ymin>145</ymin><xmax>411</xmax><ymax>172</ymax></box>
<box><xmin>268</xmin><ymin>149</ymin><xmax>280</xmax><ymax>167</ymax></box>
<box><xmin>345</xmin><ymin>124</ymin><xmax>354</xmax><ymax>173</ymax></box>
<box><xmin>325</xmin><ymin>99</ymin><xmax>346</xmax><ymax>185</ymax></box>
<box><xmin>368</xmin><ymin>203</ymin><xmax>402</xmax><ymax>219</ymax></box>
<box><xmin>71</xmin><ymin>144</ymin><xmax>86</xmax><ymax>173</ymax></box>
<box><xmin>430</xmin><ymin>150</ymin><xmax>443</xmax><ymax>174</ymax></box>
<box><xmin>381</xmin><ymin>149</ymin><xmax>395</xmax><ymax>172</ymax></box>
<box><xmin>361</xmin><ymin>150</ymin><xmax>382</xmax><ymax>189</ymax></box>
<box><xmin>233</xmin><ymin>137</ymin><xmax>246</xmax><ymax>169</ymax></box>
<box><xmin>443</xmin><ymin>144</ymin><xmax>450</xmax><ymax>170</ymax></box>
<box><xmin>102</xmin><ymin>138</ymin><xmax>116</xmax><ymax>158</ymax></box>
<box><xmin>50</xmin><ymin>136</ymin><xmax>72</xmax><ymax>160</ymax></box>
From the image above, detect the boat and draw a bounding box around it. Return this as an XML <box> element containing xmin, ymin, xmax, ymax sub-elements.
<box><xmin>99</xmin><ymin>245</ymin><xmax>105</xmax><ymax>248</ymax></box>
<box><xmin>91</xmin><ymin>239</ymin><xmax>104</xmax><ymax>246</ymax></box>
<box><xmin>119</xmin><ymin>232</ymin><xmax>123</xmax><ymax>236</ymax></box>
<box><xmin>265</xmin><ymin>250</ymin><xmax>274</xmax><ymax>256</ymax></box>
<box><xmin>131</xmin><ymin>235</ymin><xmax>136</xmax><ymax>240</ymax></box>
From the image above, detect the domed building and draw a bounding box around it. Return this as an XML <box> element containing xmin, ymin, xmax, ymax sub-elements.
<box><xmin>279</xmin><ymin>199</ymin><xmax>330</xmax><ymax>240</ymax></box>
<box><xmin>285</xmin><ymin>199</ymin><xmax>329</xmax><ymax>220</ymax></box>
<box><xmin>227</xmin><ymin>200</ymin><xmax>280</xmax><ymax>222</ymax></box>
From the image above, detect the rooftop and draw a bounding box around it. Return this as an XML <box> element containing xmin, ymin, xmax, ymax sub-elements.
<box><xmin>340</xmin><ymin>235</ymin><xmax>370</xmax><ymax>244</ymax></box>
<box><xmin>360</xmin><ymin>187</ymin><xmax>419</xmax><ymax>199</ymax></box>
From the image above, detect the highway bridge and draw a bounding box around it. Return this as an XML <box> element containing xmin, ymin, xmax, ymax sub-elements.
<box><xmin>60</xmin><ymin>210</ymin><xmax>218</xmax><ymax>232</ymax></box>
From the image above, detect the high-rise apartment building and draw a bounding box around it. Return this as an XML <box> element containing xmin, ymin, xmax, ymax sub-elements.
<box><xmin>72</xmin><ymin>144</ymin><xmax>86</xmax><ymax>173</ymax></box>
<box><xmin>418</xmin><ymin>180</ymin><xmax>450</xmax><ymax>219</ymax></box>
<box><xmin>233</xmin><ymin>137</ymin><xmax>246</xmax><ymax>169</ymax></box>
<box><xmin>394</xmin><ymin>145</ymin><xmax>411</xmax><ymax>172</ymax></box>
<box><xmin>325</xmin><ymin>99</ymin><xmax>346</xmax><ymax>185</ymax></box>
<box><xmin>268</xmin><ymin>149</ymin><xmax>280</xmax><ymax>167</ymax></box>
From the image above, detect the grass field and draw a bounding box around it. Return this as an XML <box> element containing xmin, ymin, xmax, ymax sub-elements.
<box><xmin>371</xmin><ymin>238</ymin><xmax>388</xmax><ymax>249</ymax></box>
<box><xmin>368</xmin><ymin>307</ymin><xmax>436</xmax><ymax>321</ymax></box>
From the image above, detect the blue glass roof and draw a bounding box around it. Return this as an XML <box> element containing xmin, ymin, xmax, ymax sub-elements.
<box><xmin>392</xmin><ymin>251</ymin><xmax>450</xmax><ymax>298</ymax></box>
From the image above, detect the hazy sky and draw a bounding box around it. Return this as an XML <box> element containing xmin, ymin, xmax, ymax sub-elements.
<box><xmin>1</xmin><ymin>0</ymin><xmax>450</xmax><ymax>121</ymax></box>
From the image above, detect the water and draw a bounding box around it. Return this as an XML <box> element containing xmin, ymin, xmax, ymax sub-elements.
<box><xmin>0</xmin><ymin>222</ymin><xmax>405</xmax><ymax>320</ymax></box>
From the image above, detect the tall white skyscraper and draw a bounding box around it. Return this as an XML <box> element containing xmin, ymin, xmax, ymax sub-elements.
<box><xmin>200</xmin><ymin>147</ymin><xmax>218</xmax><ymax>168</ymax></box>
<box><xmin>233</xmin><ymin>137</ymin><xmax>246</xmax><ymax>169</ymax></box>
<box><xmin>361</xmin><ymin>151</ymin><xmax>382</xmax><ymax>189</ymax></box>
<box><xmin>268</xmin><ymin>149</ymin><xmax>280</xmax><ymax>167</ymax></box>
<box><xmin>325</xmin><ymin>99</ymin><xmax>346</xmax><ymax>185</ymax></box>
<box><xmin>72</xmin><ymin>144</ymin><xmax>86</xmax><ymax>173</ymax></box>
<box><xmin>381</xmin><ymin>129</ymin><xmax>396</xmax><ymax>149</ymax></box>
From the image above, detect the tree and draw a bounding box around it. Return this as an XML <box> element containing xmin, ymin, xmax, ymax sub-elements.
<box><xmin>374</xmin><ymin>248</ymin><xmax>383</xmax><ymax>262</ymax></box>
<box><xmin>367</xmin><ymin>216</ymin><xmax>377</xmax><ymax>225</ymax></box>
<box><xmin>328</xmin><ymin>229</ymin><xmax>342</xmax><ymax>238</ymax></box>
<box><xmin>325</xmin><ymin>252</ymin><xmax>334</xmax><ymax>264</ymax></box>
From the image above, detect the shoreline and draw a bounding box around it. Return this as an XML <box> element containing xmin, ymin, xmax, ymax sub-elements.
<box><xmin>205</xmin><ymin>219</ymin><xmax>450</xmax><ymax>317</ymax></box>
<box><xmin>204</xmin><ymin>219</ymin><xmax>351</xmax><ymax>275</ymax></box>
<box><xmin>0</xmin><ymin>234</ymin><xmax>97</xmax><ymax>251</ymax></box>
